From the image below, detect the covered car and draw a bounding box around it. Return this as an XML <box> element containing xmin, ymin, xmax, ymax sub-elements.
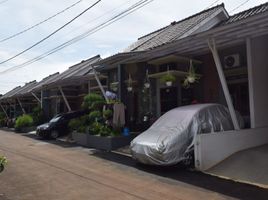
<box><xmin>130</xmin><ymin>103</ymin><xmax>244</xmax><ymax>166</ymax></box>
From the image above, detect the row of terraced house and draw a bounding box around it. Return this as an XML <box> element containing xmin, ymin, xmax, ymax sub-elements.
<box><xmin>1</xmin><ymin>3</ymin><xmax>268</xmax><ymax>172</ymax></box>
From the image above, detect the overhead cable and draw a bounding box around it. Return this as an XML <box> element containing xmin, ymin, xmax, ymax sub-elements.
<box><xmin>230</xmin><ymin>0</ymin><xmax>251</xmax><ymax>13</ymax></box>
<box><xmin>0</xmin><ymin>0</ymin><xmax>83</xmax><ymax>43</ymax></box>
<box><xmin>0</xmin><ymin>0</ymin><xmax>154</xmax><ymax>74</ymax></box>
<box><xmin>206</xmin><ymin>0</ymin><xmax>220</xmax><ymax>9</ymax></box>
<box><xmin>0</xmin><ymin>0</ymin><xmax>101</xmax><ymax>65</ymax></box>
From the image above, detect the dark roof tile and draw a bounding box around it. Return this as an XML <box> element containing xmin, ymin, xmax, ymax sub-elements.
<box><xmin>124</xmin><ymin>4</ymin><xmax>226</xmax><ymax>52</ymax></box>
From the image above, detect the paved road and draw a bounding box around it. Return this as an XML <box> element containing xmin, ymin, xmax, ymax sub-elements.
<box><xmin>0</xmin><ymin>130</ymin><xmax>267</xmax><ymax>200</ymax></box>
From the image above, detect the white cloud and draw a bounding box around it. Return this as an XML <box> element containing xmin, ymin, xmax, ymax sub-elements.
<box><xmin>0</xmin><ymin>0</ymin><xmax>267</xmax><ymax>94</ymax></box>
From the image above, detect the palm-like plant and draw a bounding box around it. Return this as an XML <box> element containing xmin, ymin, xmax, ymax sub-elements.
<box><xmin>0</xmin><ymin>156</ymin><xmax>7</xmax><ymax>173</ymax></box>
<box><xmin>183</xmin><ymin>60</ymin><xmax>200</xmax><ymax>88</ymax></box>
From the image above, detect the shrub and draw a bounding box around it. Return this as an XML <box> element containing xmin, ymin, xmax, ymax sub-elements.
<box><xmin>68</xmin><ymin>115</ymin><xmax>89</xmax><ymax>133</ymax></box>
<box><xmin>88</xmin><ymin>111</ymin><xmax>102</xmax><ymax>122</ymax></box>
<box><xmin>89</xmin><ymin>121</ymin><xmax>102</xmax><ymax>135</ymax></box>
<box><xmin>0</xmin><ymin>156</ymin><xmax>7</xmax><ymax>173</ymax></box>
<box><xmin>103</xmin><ymin>109</ymin><xmax>113</xmax><ymax>120</ymax></box>
<box><xmin>15</xmin><ymin>114</ymin><xmax>33</xmax><ymax>130</ymax></box>
<box><xmin>31</xmin><ymin>106</ymin><xmax>45</xmax><ymax>125</ymax></box>
<box><xmin>68</xmin><ymin>118</ymin><xmax>82</xmax><ymax>131</ymax></box>
<box><xmin>82</xmin><ymin>93</ymin><xmax>105</xmax><ymax>110</ymax></box>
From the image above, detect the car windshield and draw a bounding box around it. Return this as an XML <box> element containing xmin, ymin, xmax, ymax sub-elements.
<box><xmin>49</xmin><ymin>115</ymin><xmax>62</xmax><ymax>123</ymax></box>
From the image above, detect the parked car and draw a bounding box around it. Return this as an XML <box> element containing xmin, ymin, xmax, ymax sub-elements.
<box><xmin>130</xmin><ymin>103</ymin><xmax>244</xmax><ymax>166</ymax></box>
<box><xmin>36</xmin><ymin>110</ymin><xmax>87</xmax><ymax>139</ymax></box>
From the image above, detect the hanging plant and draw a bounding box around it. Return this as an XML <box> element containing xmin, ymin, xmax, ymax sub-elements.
<box><xmin>160</xmin><ymin>65</ymin><xmax>176</xmax><ymax>86</ymax></box>
<box><xmin>160</xmin><ymin>73</ymin><xmax>176</xmax><ymax>86</ymax></box>
<box><xmin>110</xmin><ymin>82</ymin><xmax>118</xmax><ymax>92</ymax></box>
<box><xmin>183</xmin><ymin>60</ymin><xmax>200</xmax><ymax>88</ymax></box>
<box><xmin>0</xmin><ymin>156</ymin><xmax>7</xmax><ymax>173</ymax></box>
<box><xmin>144</xmin><ymin>69</ymin><xmax>150</xmax><ymax>89</ymax></box>
<box><xmin>127</xmin><ymin>74</ymin><xmax>133</xmax><ymax>92</ymax></box>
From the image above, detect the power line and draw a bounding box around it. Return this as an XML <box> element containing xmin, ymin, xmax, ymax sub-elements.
<box><xmin>0</xmin><ymin>0</ymin><xmax>101</xmax><ymax>65</ymax></box>
<box><xmin>230</xmin><ymin>0</ymin><xmax>251</xmax><ymax>13</ymax></box>
<box><xmin>0</xmin><ymin>0</ymin><xmax>154</xmax><ymax>74</ymax></box>
<box><xmin>206</xmin><ymin>0</ymin><xmax>220</xmax><ymax>9</ymax></box>
<box><xmin>30</xmin><ymin>0</ymin><xmax>133</xmax><ymax>52</ymax></box>
<box><xmin>0</xmin><ymin>0</ymin><xmax>83</xmax><ymax>43</ymax></box>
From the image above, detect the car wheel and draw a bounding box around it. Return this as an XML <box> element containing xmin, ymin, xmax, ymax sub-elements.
<box><xmin>182</xmin><ymin>152</ymin><xmax>194</xmax><ymax>167</ymax></box>
<box><xmin>50</xmin><ymin>130</ymin><xmax>59</xmax><ymax>139</ymax></box>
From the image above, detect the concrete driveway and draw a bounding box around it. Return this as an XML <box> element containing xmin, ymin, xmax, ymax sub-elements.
<box><xmin>0</xmin><ymin>130</ymin><xmax>267</xmax><ymax>200</ymax></box>
<box><xmin>207</xmin><ymin>144</ymin><xmax>268</xmax><ymax>188</ymax></box>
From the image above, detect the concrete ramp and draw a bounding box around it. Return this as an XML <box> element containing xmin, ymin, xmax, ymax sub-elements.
<box><xmin>206</xmin><ymin>144</ymin><xmax>268</xmax><ymax>188</ymax></box>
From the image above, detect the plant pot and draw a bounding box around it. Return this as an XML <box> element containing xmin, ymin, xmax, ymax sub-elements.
<box><xmin>166</xmin><ymin>81</ymin><xmax>172</xmax><ymax>86</ymax></box>
<box><xmin>87</xmin><ymin>134</ymin><xmax>136</xmax><ymax>151</ymax></box>
<box><xmin>144</xmin><ymin>82</ymin><xmax>150</xmax><ymax>88</ymax></box>
<box><xmin>72</xmin><ymin>131</ymin><xmax>89</xmax><ymax>147</ymax></box>
<box><xmin>127</xmin><ymin>87</ymin><xmax>133</xmax><ymax>92</ymax></box>
<box><xmin>16</xmin><ymin>126</ymin><xmax>36</xmax><ymax>133</ymax></box>
<box><xmin>187</xmin><ymin>76</ymin><xmax>195</xmax><ymax>83</ymax></box>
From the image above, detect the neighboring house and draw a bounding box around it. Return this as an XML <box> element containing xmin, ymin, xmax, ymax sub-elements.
<box><xmin>95</xmin><ymin>2</ymin><xmax>268</xmax><ymax>173</ymax></box>
<box><xmin>0</xmin><ymin>2</ymin><xmax>268</xmax><ymax>181</ymax></box>
<box><xmin>0</xmin><ymin>55</ymin><xmax>103</xmax><ymax>119</ymax></box>
<box><xmin>0</xmin><ymin>81</ymin><xmax>38</xmax><ymax>118</ymax></box>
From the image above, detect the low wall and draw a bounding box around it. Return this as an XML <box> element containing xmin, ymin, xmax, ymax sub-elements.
<box><xmin>194</xmin><ymin>127</ymin><xmax>268</xmax><ymax>171</ymax></box>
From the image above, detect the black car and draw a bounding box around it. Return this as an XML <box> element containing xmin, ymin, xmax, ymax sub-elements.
<box><xmin>36</xmin><ymin>110</ymin><xmax>87</xmax><ymax>139</ymax></box>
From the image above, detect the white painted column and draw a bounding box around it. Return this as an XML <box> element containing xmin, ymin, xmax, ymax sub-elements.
<box><xmin>31</xmin><ymin>92</ymin><xmax>41</xmax><ymax>105</ymax></box>
<box><xmin>88</xmin><ymin>80</ymin><xmax>91</xmax><ymax>94</ymax></box>
<box><xmin>58</xmin><ymin>86</ymin><xmax>72</xmax><ymax>112</ymax></box>
<box><xmin>208</xmin><ymin>39</ymin><xmax>240</xmax><ymax>130</ymax></box>
<box><xmin>0</xmin><ymin>103</ymin><xmax>8</xmax><ymax>118</ymax></box>
<box><xmin>246</xmin><ymin>38</ymin><xmax>255</xmax><ymax>128</ymax></box>
<box><xmin>17</xmin><ymin>98</ymin><xmax>26</xmax><ymax>114</ymax></box>
<box><xmin>41</xmin><ymin>90</ymin><xmax>44</xmax><ymax>109</ymax></box>
<box><xmin>91</xmin><ymin>66</ymin><xmax>108</xmax><ymax>103</ymax></box>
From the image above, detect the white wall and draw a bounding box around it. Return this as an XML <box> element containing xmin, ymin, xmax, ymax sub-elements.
<box><xmin>247</xmin><ymin>35</ymin><xmax>268</xmax><ymax>128</ymax></box>
<box><xmin>194</xmin><ymin>127</ymin><xmax>268</xmax><ymax>171</ymax></box>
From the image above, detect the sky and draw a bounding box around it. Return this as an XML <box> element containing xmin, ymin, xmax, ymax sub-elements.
<box><xmin>0</xmin><ymin>0</ymin><xmax>267</xmax><ymax>94</ymax></box>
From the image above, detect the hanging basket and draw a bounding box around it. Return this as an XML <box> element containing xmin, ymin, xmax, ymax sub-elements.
<box><xmin>183</xmin><ymin>60</ymin><xmax>200</xmax><ymax>88</ymax></box>
<box><xmin>166</xmin><ymin>81</ymin><xmax>172</xmax><ymax>86</ymax></box>
<box><xmin>127</xmin><ymin>86</ymin><xmax>133</xmax><ymax>92</ymax></box>
<box><xmin>144</xmin><ymin>82</ymin><xmax>150</xmax><ymax>88</ymax></box>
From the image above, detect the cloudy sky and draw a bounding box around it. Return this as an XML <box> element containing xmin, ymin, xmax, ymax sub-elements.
<box><xmin>0</xmin><ymin>0</ymin><xmax>266</xmax><ymax>94</ymax></box>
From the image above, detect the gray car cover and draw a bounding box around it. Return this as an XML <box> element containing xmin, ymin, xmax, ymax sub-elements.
<box><xmin>130</xmin><ymin>104</ymin><xmax>243</xmax><ymax>165</ymax></box>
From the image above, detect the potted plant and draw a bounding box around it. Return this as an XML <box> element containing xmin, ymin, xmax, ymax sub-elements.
<box><xmin>160</xmin><ymin>73</ymin><xmax>176</xmax><ymax>86</ymax></box>
<box><xmin>144</xmin><ymin>69</ymin><xmax>150</xmax><ymax>89</ymax></box>
<box><xmin>127</xmin><ymin>74</ymin><xmax>133</xmax><ymax>92</ymax></box>
<box><xmin>69</xmin><ymin>117</ymin><xmax>89</xmax><ymax>147</ymax></box>
<box><xmin>110</xmin><ymin>82</ymin><xmax>118</xmax><ymax>92</ymax></box>
<box><xmin>183</xmin><ymin>60</ymin><xmax>200</xmax><ymax>88</ymax></box>
<box><xmin>0</xmin><ymin>156</ymin><xmax>7</xmax><ymax>173</ymax></box>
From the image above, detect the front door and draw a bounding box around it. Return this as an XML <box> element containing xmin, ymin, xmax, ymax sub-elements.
<box><xmin>160</xmin><ymin>87</ymin><xmax>178</xmax><ymax>114</ymax></box>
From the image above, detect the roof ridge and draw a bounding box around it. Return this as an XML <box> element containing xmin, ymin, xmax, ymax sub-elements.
<box><xmin>229</xmin><ymin>1</ymin><xmax>268</xmax><ymax>17</ymax></box>
<box><xmin>138</xmin><ymin>3</ymin><xmax>225</xmax><ymax>40</ymax></box>
<box><xmin>69</xmin><ymin>55</ymin><xmax>101</xmax><ymax>69</ymax></box>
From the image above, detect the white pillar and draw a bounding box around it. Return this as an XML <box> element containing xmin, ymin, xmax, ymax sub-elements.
<box><xmin>91</xmin><ymin>66</ymin><xmax>108</xmax><ymax>103</ymax></box>
<box><xmin>0</xmin><ymin>103</ymin><xmax>8</xmax><ymax>118</ymax></box>
<box><xmin>31</xmin><ymin>92</ymin><xmax>41</xmax><ymax>105</ymax></box>
<box><xmin>17</xmin><ymin>98</ymin><xmax>26</xmax><ymax>114</ymax></box>
<box><xmin>208</xmin><ymin>39</ymin><xmax>240</xmax><ymax>130</ymax></box>
<box><xmin>246</xmin><ymin>38</ymin><xmax>255</xmax><ymax>128</ymax></box>
<box><xmin>58</xmin><ymin>86</ymin><xmax>72</xmax><ymax>112</ymax></box>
